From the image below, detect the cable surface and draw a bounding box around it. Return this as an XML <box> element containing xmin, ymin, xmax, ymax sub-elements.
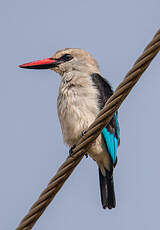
<box><xmin>16</xmin><ymin>29</ymin><xmax>160</xmax><ymax>230</ymax></box>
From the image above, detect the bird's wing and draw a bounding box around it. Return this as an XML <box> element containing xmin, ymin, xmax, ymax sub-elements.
<box><xmin>91</xmin><ymin>73</ymin><xmax>120</xmax><ymax>166</ymax></box>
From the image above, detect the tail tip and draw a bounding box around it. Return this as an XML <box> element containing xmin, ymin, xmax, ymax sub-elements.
<box><xmin>102</xmin><ymin>202</ymin><xmax>116</xmax><ymax>210</ymax></box>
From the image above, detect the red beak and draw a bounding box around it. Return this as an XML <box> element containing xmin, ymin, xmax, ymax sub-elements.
<box><xmin>19</xmin><ymin>58</ymin><xmax>57</xmax><ymax>69</ymax></box>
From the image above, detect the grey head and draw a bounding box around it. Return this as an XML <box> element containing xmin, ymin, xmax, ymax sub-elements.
<box><xmin>51</xmin><ymin>48</ymin><xmax>101</xmax><ymax>76</ymax></box>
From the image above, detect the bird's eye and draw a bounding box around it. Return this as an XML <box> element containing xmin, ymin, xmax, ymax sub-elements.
<box><xmin>60</xmin><ymin>54</ymin><xmax>73</xmax><ymax>62</ymax></box>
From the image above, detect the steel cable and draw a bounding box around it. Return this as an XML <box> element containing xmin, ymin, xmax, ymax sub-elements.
<box><xmin>16</xmin><ymin>29</ymin><xmax>160</xmax><ymax>230</ymax></box>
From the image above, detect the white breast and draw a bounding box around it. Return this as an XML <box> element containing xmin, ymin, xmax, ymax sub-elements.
<box><xmin>57</xmin><ymin>72</ymin><xmax>99</xmax><ymax>146</ymax></box>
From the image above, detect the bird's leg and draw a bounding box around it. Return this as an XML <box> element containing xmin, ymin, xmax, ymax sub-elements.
<box><xmin>81</xmin><ymin>130</ymin><xmax>88</xmax><ymax>158</ymax></box>
<box><xmin>69</xmin><ymin>144</ymin><xmax>76</xmax><ymax>157</ymax></box>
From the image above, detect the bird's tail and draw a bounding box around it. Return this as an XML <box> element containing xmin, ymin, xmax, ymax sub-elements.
<box><xmin>99</xmin><ymin>168</ymin><xmax>116</xmax><ymax>209</ymax></box>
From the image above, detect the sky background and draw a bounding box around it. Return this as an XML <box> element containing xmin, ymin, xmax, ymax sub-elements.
<box><xmin>0</xmin><ymin>1</ymin><xmax>160</xmax><ymax>230</ymax></box>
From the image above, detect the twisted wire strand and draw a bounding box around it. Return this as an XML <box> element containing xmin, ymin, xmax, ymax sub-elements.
<box><xmin>16</xmin><ymin>29</ymin><xmax>160</xmax><ymax>230</ymax></box>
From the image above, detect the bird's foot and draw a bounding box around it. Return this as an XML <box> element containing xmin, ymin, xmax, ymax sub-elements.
<box><xmin>81</xmin><ymin>130</ymin><xmax>87</xmax><ymax>136</ymax></box>
<box><xmin>69</xmin><ymin>144</ymin><xmax>76</xmax><ymax>157</ymax></box>
<box><xmin>69</xmin><ymin>130</ymin><xmax>88</xmax><ymax>158</ymax></box>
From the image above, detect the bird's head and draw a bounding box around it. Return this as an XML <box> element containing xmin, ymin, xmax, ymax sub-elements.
<box><xmin>19</xmin><ymin>48</ymin><xmax>100</xmax><ymax>76</ymax></box>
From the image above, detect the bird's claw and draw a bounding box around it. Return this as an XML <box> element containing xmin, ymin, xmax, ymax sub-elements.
<box><xmin>69</xmin><ymin>144</ymin><xmax>76</xmax><ymax>157</ymax></box>
<box><xmin>69</xmin><ymin>130</ymin><xmax>88</xmax><ymax>158</ymax></box>
<box><xmin>81</xmin><ymin>130</ymin><xmax>87</xmax><ymax>136</ymax></box>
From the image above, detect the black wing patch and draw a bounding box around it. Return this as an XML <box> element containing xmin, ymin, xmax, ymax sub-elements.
<box><xmin>91</xmin><ymin>73</ymin><xmax>119</xmax><ymax>139</ymax></box>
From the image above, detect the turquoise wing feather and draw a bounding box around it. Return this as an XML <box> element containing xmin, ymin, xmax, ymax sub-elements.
<box><xmin>102</xmin><ymin>113</ymin><xmax>120</xmax><ymax>164</ymax></box>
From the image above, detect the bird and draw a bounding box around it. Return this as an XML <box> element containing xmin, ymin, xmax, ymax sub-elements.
<box><xmin>19</xmin><ymin>48</ymin><xmax>120</xmax><ymax>209</ymax></box>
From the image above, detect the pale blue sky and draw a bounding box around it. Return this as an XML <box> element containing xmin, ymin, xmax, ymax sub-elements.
<box><xmin>0</xmin><ymin>1</ymin><xmax>160</xmax><ymax>230</ymax></box>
